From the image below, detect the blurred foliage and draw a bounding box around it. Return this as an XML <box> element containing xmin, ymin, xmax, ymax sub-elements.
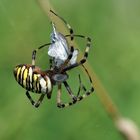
<box><xmin>0</xmin><ymin>0</ymin><xmax>140</xmax><ymax>140</ymax></box>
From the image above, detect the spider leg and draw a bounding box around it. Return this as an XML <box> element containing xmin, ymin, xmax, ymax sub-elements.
<box><xmin>50</xmin><ymin>10</ymin><xmax>74</xmax><ymax>40</ymax></box>
<box><xmin>56</xmin><ymin>84</ymin><xmax>62</xmax><ymax>107</ymax></box>
<box><xmin>77</xmin><ymin>64</ymin><xmax>94</xmax><ymax>101</ymax></box>
<box><xmin>57</xmin><ymin>65</ymin><xmax>94</xmax><ymax>108</ymax></box>
<box><xmin>76</xmin><ymin>74</ymin><xmax>87</xmax><ymax>97</ymax></box>
<box><xmin>63</xmin><ymin>81</ymin><xmax>77</xmax><ymax>101</ymax></box>
<box><xmin>26</xmin><ymin>91</ymin><xmax>45</xmax><ymax>108</ymax></box>
<box><xmin>62</xmin><ymin>35</ymin><xmax>91</xmax><ymax>72</ymax></box>
<box><xmin>57</xmin><ymin>81</ymin><xmax>78</xmax><ymax>108</ymax></box>
<box><xmin>32</xmin><ymin>43</ymin><xmax>51</xmax><ymax>66</ymax></box>
<box><xmin>56</xmin><ymin>83</ymin><xmax>72</xmax><ymax>108</ymax></box>
<box><xmin>60</xmin><ymin>46</ymin><xmax>74</xmax><ymax>71</ymax></box>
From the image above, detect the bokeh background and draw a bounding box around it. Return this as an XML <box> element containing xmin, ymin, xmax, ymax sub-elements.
<box><xmin>0</xmin><ymin>0</ymin><xmax>140</xmax><ymax>140</ymax></box>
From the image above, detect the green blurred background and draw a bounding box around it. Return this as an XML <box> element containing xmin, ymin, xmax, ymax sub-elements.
<box><xmin>0</xmin><ymin>0</ymin><xmax>140</xmax><ymax>140</ymax></box>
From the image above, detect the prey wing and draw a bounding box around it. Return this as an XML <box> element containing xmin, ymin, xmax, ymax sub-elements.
<box><xmin>48</xmin><ymin>24</ymin><xmax>78</xmax><ymax>67</ymax></box>
<box><xmin>48</xmin><ymin>33</ymin><xmax>69</xmax><ymax>61</ymax></box>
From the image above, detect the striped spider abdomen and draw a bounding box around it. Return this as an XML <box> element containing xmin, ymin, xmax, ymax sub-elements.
<box><xmin>13</xmin><ymin>64</ymin><xmax>52</xmax><ymax>95</ymax></box>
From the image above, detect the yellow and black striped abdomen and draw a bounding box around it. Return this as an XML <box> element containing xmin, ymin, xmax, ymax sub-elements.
<box><xmin>13</xmin><ymin>64</ymin><xmax>52</xmax><ymax>94</ymax></box>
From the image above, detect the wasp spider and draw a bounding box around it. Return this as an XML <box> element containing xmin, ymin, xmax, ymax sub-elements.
<box><xmin>13</xmin><ymin>10</ymin><xmax>94</xmax><ymax>108</ymax></box>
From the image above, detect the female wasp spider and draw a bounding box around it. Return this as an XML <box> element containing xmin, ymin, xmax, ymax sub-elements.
<box><xmin>13</xmin><ymin>10</ymin><xmax>94</xmax><ymax>108</ymax></box>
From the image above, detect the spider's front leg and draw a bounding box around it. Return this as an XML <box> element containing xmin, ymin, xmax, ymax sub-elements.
<box><xmin>60</xmin><ymin>46</ymin><xmax>75</xmax><ymax>71</ymax></box>
<box><xmin>50</xmin><ymin>10</ymin><xmax>74</xmax><ymax>41</ymax></box>
<box><xmin>63</xmin><ymin>35</ymin><xmax>91</xmax><ymax>72</ymax></box>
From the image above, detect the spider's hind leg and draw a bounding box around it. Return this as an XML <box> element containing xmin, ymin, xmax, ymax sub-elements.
<box><xmin>26</xmin><ymin>91</ymin><xmax>45</xmax><ymax>108</ymax></box>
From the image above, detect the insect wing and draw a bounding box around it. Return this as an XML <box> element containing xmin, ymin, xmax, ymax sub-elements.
<box><xmin>48</xmin><ymin>36</ymin><xmax>68</xmax><ymax>61</ymax></box>
<box><xmin>48</xmin><ymin>23</ymin><xmax>78</xmax><ymax>67</ymax></box>
<box><xmin>48</xmin><ymin>24</ymin><xmax>69</xmax><ymax>62</ymax></box>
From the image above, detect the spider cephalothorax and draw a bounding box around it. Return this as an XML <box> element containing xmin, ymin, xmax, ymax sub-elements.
<box><xmin>13</xmin><ymin>10</ymin><xmax>94</xmax><ymax>108</ymax></box>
